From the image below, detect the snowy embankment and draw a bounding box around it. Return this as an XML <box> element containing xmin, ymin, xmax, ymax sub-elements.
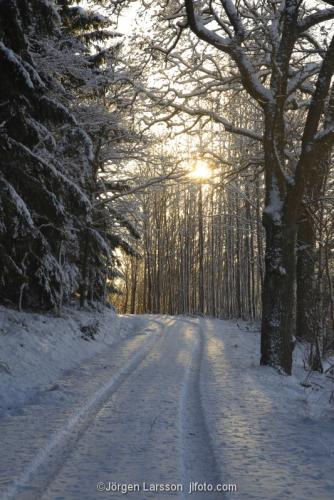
<box><xmin>200</xmin><ymin>319</ymin><xmax>334</xmax><ymax>499</ymax></box>
<box><xmin>0</xmin><ymin>306</ymin><xmax>141</xmax><ymax>415</ymax></box>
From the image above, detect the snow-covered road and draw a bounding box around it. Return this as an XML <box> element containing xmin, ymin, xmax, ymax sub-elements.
<box><xmin>0</xmin><ymin>316</ymin><xmax>333</xmax><ymax>500</ymax></box>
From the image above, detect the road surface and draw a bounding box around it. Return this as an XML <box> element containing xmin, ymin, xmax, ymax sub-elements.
<box><xmin>0</xmin><ymin>317</ymin><xmax>225</xmax><ymax>500</ymax></box>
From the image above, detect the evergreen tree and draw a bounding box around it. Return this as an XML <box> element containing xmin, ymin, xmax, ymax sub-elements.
<box><xmin>0</xmin><ymin>0</ymin><xmax>92</xmax><ymax>309</ymax></box>
<box><xmin>0</xmin><ymin>0</ymin><xmax>141</xmax><ymax>310</ymax></box>
<box><xmin>53</xmin><ymin>0</ymin><xmax>142</xmax><ymax>306</ymax></box>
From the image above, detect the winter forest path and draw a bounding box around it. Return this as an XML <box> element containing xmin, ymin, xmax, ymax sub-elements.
<box><xmin>0</xmin><ymin>317</ymin><xmax>222</xmax><ymax>500</ymax></box>
<box><xmin>0</xmin><ymin>316</ymin><xmax>333</xmax><ymax>500</ymax></box>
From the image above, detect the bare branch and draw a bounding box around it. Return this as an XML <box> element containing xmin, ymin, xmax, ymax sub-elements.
<box><xmin>184</xmin><ymin>0</ymin><xmax>272</xmax><ymax>104</ymax></box>
<box><xmin>298</xmin><ymin>8</ymin><xmax>334</xmax><ymax>34</ymax></box>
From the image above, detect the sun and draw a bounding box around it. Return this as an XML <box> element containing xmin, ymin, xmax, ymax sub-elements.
<box><xmin>189</xmin><ymin>160</ymin><xmax>212</xmax><ymax>180</ymax></box>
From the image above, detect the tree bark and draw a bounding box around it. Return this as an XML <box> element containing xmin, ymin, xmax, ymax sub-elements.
<box><xmin>79</xmin><ymin>230</ymin><xmax>89</xmax><ymax>308</ymax></box>
<box><xmin>261</xmin><ymin>215</ymin><xmax>296</xmax><ymax>374</ymax></box>
<box><xmin>260</xmin><ymin>108</ymin><xmax>295</xmax><ymax>375</ymax></box>
<box><xmin>198</xmin><ymin>184</ymin><xmax>205</xmax><ymax>314</ymax></box>
<box><xmin>296</xmin><ymin>211</ymin><xmax>316</xmax><ymax>341</ymax></box>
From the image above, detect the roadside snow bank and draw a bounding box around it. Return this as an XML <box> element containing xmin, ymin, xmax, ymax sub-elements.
<box><xmin>0</xmin><ymin>306</ymin><xmax>138</xmax><ymax>415</ymax></box>
<box><xmin>200</xmin><ymin>319</ymin><xmax>334</xmax><ymax>500</ymax></box>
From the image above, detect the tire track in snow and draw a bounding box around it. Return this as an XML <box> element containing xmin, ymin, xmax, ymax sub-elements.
<box><xmin>1</xmin><ymin>321</ymin><xmax>169</xmax><ymax>500</ymax></box>
<box><xmin>179</xmin><ymin>319</ymin><xmax>224</xmax><ymax>499</ymax></box>
<box><xmin>38</xmin><ymin>317</ymin><xmax>199</xmax><ymax>500</ymax></box>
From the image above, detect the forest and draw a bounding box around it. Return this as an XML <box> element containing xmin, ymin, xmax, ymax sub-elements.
<box><xmin>1</xmin><ymin>2</ymin><xmax>334</xmax><ymax>499</ymax></box>
<box><xmin>1</xmin><ymin>0</ymin><xmax>334</xmax><ymax>376</ymax></box>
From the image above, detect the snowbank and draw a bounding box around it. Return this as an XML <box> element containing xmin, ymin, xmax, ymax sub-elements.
<box><xmin>0</xmin><ymin>305</ymin><xmax>138</xmax><ymax>416</ymax></box>
<box><xmin>200</xmin><ymin>319</ymin><xmax>334</xmax><ymax>500</ymax></box>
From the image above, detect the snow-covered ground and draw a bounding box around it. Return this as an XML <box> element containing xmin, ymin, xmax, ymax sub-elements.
<box><xmin>0</xmin><ymin>311</ymin><xmax>333</xmax><ymax>499</ymax></box>
<box><xmin>0</xmin><ymin>305</ymin><xmax>147</xmax><ymax>415</ymax></box>
<box><xmin>200</xmin><ymin>319</ymin><xmax>334</xmax><ymax>500</ymax></box>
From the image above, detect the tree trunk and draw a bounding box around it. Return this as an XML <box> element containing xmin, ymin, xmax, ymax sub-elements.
<box><xmin>261</xmin><ymin>216</ymin><xmax>296</xmax><ymax>374</ymax></box>
<box><xmin>261</xmin><ymin>109</ymin><xmax>295</xmax><ymax>375</ymax></box>
<box><xmin>79</xmin><ymin>230</ymin><xmax>89</xmax><ymax>308</ymax></box>
<box><xmin>296</xmin><ymin>211</ymin><xmax>316</xmax><ymax>341</ymax></box>
<box><xmin>296</xmin><ymin>155</ymin><xmax>330</xmax><ymax>341</ymax></box>
<box><xmin>130</xmin><ymin>259</ymin><xmax>138</xmax><ymax>314</ymax></box>
<box><xmin>198</xmin><ymin>185</ymin><xmax>205</xmax><ymax>314</ymax></box>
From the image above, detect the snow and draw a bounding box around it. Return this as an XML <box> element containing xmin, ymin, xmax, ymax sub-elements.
<box><xmin>200</xmin><ymin>318</ymin><xmax>334</xmax><ymax>500</ymax></box>
<box><xmin>76</xmin><ymin>127</ymin><xmax>95</xmax><ymax>162</ymax></box>
<box><xmin>8</xmin><ymin>136</ymin><xmax>91</xmax><ymax>211</ymax></box>
<box><xmin>40</xmin><ymin>0</ymin><xmax>61</xmax><ymax>23</ymax></box>
<box><xmin>0</xmin><ymin>177</ymin><xmax>35</xmax><ymax>233</ymax></box>
<box><xmin>0</xmin><ymin>306</ymin><xmax>141</xmax><ymax>415</ymax></box>
<box><xmin>88</xmin><ymin>227</ymin><xmax>111</xmax><ymax>256</ymax></box>
<box><xmin>264</xmin><ymin>179</ymin><xmax>284</xmax><ymax>224</ymax></box>
<box><xmin>71</xmin><ymin>5</ymin><xmax>107</xmax><ymax>24</ymax></box>
<box><xmin>0</xmin><ymin>314</ymin><xmax>333</xmax><ymax>499</ymax></box>
<box><xmin>0</xmin><ymin>42</ymin><xmax>34</xmax><ymax>89</ymax></box>
<box><xmin>279</xmin><ymin>265</ymin><xmax>287</xmax><ymax>275</ymax></box>
<box><xmin>39</xmin><ymin>96</ymin><xmax>78</xmax><ymax>126</ymax></box>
